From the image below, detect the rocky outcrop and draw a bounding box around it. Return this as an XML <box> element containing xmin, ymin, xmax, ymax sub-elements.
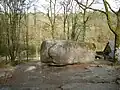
<box><xmin>40</xmin><ymin>40</ymin><xmax>96</xmax><ymax>65</ymax></box>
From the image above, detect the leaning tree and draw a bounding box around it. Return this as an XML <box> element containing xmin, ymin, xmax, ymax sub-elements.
<box><xmin>75</xmin><ymin>0</ymin><xmax>120</xmax><ymax>63</ymax></box>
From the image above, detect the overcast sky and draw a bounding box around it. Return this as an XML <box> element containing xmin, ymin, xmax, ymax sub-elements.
<box><xmin>29</xmin><ymin>0</ymin><xmax>120</xmax><ymax>13</ymax></box>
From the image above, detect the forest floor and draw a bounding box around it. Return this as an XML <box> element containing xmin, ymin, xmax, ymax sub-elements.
<box><xmin>0</xmin><ymin>59</ymin><xmax>120</xmax><ymax>90</ymax></box>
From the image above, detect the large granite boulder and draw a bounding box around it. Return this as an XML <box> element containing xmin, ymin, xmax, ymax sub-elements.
<box><xmin>40</xmin><ymin>40</ymin><xmax>96</xmax><ymax>65</ymax></box>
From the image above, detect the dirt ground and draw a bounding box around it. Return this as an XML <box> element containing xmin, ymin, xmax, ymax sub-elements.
<box><xmin>0</xmin><ymin>59</ymin><xmax>120</xmax><ymax>90</ymax></box>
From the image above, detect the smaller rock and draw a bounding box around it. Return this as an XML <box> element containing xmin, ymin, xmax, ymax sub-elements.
<box><xmin>116</xmin><ymin>77</ymin><xmax>120</xmax><ymax>84</ymax></box>
<box><xmin>24</xmin><ymin>66</ymin><xmax>36</xmax><ymax>72</ymax></box>
<box><xmin>116</xmin><ymin>80</ymin><xmax>120</xmax><ymax>84</ymax></box>
<box><xmin>0</xmin><ymin>72</ymin><xmax>6</xmax><ymax>78</ymax></box>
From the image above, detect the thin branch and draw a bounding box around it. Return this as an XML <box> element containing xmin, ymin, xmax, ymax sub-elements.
<box><xmin>47</xmin><ymin>9</ymin><xmax>52</xmax><ymax>25</ymax></box>
<box><xmin>88</xmin><ymin>0</ymin><xmax>95</xmax><ymax>7</ymax></box>
<box><xmin>56</xmin><ymin>6</ymin><xmax>62</xmax><ymax>14</ymax></box>
<box><xmin>103</xmin><ymin>0</ymin><xmax>116</xmax><ymax>35</ymax></box>
<box><xmin>105</xmin><ymin>1</ymin><xmax>116</xmax><ymax>14</ymax></box>
<box><xmin>85</xmin><ymin>15</ymin><xmax>90</xmax><ymax>23</ymax></box>
<box><xmin>74</xmin><ymin>0</ymin><xmax>106</xmax><ymax>15</ymax></box>
<box><xmin>77</xmin><ymin>3</ymin><xmax>84</xmax><ymax>10</ymax></box>
<box><xmin>86</xmin><ymin>0</ymin><xmax>89</xmax><ymax>6</ymax></box>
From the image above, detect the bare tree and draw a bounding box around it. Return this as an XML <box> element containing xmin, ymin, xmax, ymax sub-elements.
<box><xmin>60</xmin><ymin>0</ymin><xmax>81</xmax><ymax>41</ymax></box>
<box><xmin>47</xmin><ymin>0</ymin><xmax>57</xmax><ymax>39</ymax></box>
<box><xmin>75</xmin><ymin>0</ymin><xmax>120</xmax><ymax>62</ymax></box>
<box><xmin>60</xmin><ymin>0</ymin><xmax>71</xmax><ymax>39</ymax></box>
<box><xmin>24</xmin><ymin>7</ymin><xmax>29</xmax><ymax>62</ymax></box>
<box><xmin>59</xmin><ymin>0</ymin><xmax>94</xmax><ymax>41</ymax></box>
<box><xmin>78</xmin><ymin>0</ymin><xmax>95</xmax><ymax>41</ymax></box>
<box><xmin>0</xmin><ymin>0</ymin><xmax>35</xmax><ymax>65</ymax></box>
<box><xmin>0</xmin><ymin>0</ymin><xmax>25</xmax><ymax>64</ymax></box>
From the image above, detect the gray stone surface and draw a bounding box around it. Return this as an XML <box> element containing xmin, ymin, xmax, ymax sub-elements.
<box><xmin>40</xmin><ymin>40</ymin><xmax>96</xmax><ymax>65</ymax></box>
<box><xmin>108</xmin><ymin>40</ymin><xmax>115</xmax><ymax>59</ymax></box>
<box><xmin>61</xmin><ymin>83</ymin><xmax>119</xmax><ymax>90</ymax></box>
<box><xmin>0</xmin><ymin>60</ymin><xmax>120</xmax><ymax>90</ymax></box>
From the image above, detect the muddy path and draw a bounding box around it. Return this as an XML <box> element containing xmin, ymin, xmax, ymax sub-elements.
<box><xmin>0</xmin><ymin>60</ymin><xmax>120</xmax><ymax>90</ymax></box>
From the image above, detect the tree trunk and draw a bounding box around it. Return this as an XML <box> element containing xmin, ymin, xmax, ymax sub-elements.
<box><xmin>63</xmin><ymin>7</ymin><xmax>66</xmax><ymax>38</ymax></box>
<box><xmin>36</xmin><ymin>46</ymin><xmax>39</xmax><ymax>60</ymax></box>
<box><xmin>10</xmin><ymin>51</ymin><xmax>16</xmax><ymax>65</ymax></box>
<box><xmin>116</xmin><ymin>9</ymin><xmax>120</xmax><ymax>47</ymax></box>
<box><xmin>51</xmin><ymin>25</ymin><xmax>55</xmax><ymax>39</ymax></box>
<box><xmin>115</xmin><ymin>9</ymin><xmax>120</xmax><ymax>62</ymax></box>
<box><xmin>67</xmin><ymin>17</ymin><xmax>70</xmax><ymax>40</ymax></box>
<box><xmin>82</xmin><ymin>9</ymin><xmax>86</xmax><ymax>42</ymax></box>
